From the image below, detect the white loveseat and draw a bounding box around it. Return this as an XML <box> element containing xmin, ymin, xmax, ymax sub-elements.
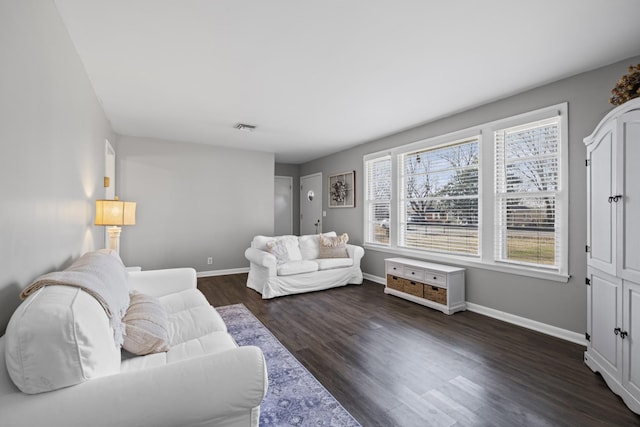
<box><xmin>245</xmin><ymin>232</ymin><xmax>364</xmax><ymax>299</ymax></box>
<box><xmin>0</xmin><ymin>251</ymin><xmax>268</xmax><ymax>427</ymax></box>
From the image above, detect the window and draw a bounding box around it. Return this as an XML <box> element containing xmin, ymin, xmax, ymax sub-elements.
<box><xmin>399</xmin><ymin>139</ymin><xmax>479</xmax><ymax>255</ymax></box>
<box><xmin>363</xmin><ymin>103</ymin><xmax>568</xmax><ymax>281</ymax></box>
<box><xmin>364</xmin><ymin>155</ymin><xmax>392</xmax><ymax>244</ymax></box>
<box><xmin>494</xmin><ymin>117</ymin><xmax>562</xmax><ymax>269</ymax></box>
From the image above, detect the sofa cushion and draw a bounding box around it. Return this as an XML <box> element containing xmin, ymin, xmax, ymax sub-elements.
<box><xmin>122</xmin><ymin>292</ymin><xmax>170</xmax><ymax>356</ymax></box>
<box><xmin>315</xmin><ymin>258</ymin><xmax>354</xmax><ymax>270</ymax></box>
<box><xmin>120</xmin><ymin>332</ymin><xmax>237</xmax><ymax>372</ymax></box>
<box><xmin>253</xmin><ymin>235</ymin><xmax>302</xmax><ymax>261</ymax></box>
<box><xmin>158</xmin><ymin>288</ymin><xmax>209</xmax><ymax>314</ymax></box>
<box><xmin>276</xmin><ymin>260</ymin><xmax>319</xmax><ymax>276</ymax></box>
<box><xmin>299</xmin><ymin>231</ymin><xmax>337</xmax><ymax>260</ymax></box>
<box><xmin>4</xmin><ymin>286</ymin><xmax>121</xmax><ymax>394</ymax></box>
<box><xmin>318</xmin><ymin>233</ymin><xmax>349</xmax><ymax>258</ymax></box>
<box><xmin>168</xmin><ymin>305</ymin><xmax>227</xmax><ymax>345</ymax></box>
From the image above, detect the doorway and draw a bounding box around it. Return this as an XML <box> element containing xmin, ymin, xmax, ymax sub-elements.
<box><xmin>274</xmin><ymin>176</ymin><xmax>293</xmax><ymax>235</ymax></box>
<box><xmin>300</xmin><ymin>173</ymin><xmax>322</xmax><ymax>235</ymax></box>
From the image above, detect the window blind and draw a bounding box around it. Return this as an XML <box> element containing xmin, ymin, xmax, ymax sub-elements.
<box><xmin>494</xmin><ymin>117</ymin><xmax>561</xmax><ymax>268</ymax></box>
<box><xmin>399</xmin><ymin>139</ymin><xmax>479</xmax><ymax>255</ymax></box>
<box><xmin>365</xmin><ymin>155</ymin><xmax>392</xmax><ymax>244</ymax></box>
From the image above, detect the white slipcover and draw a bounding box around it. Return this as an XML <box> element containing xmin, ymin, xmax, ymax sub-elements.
<box><xmin>245</xmin><ymin>232</ymin><xmax>364</xmax><ymax>298</ymax></box>
<box><xmin>0</xmin><ymin>267</ymin><xmax>267</xmax><ymax>427</ymax></box>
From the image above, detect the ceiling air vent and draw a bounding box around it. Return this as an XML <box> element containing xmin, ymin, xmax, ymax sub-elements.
<box><xmin>234</xmin><ymin>123</ymin><xmax>256</xmax><ymax>132</ymax></box>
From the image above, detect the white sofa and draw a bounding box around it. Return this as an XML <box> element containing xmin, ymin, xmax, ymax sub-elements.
<box><xmin>245</xmin><ymin>232</ymin><xmax>364</xmax><ymax>299</ymax></box>
<box><xmin>0</xmin><ymin>252</ymin><xmax>268</xmax><ymax>427</ymax></box>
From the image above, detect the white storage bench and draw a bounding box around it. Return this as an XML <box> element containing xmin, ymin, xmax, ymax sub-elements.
<box><xmin>384</xmin><ymin>257</ymin><xmax>466</xmax><ymax>315</ymax></box>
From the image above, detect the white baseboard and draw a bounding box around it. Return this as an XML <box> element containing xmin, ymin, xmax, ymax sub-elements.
<box><xmin>365</xmin><ymin>273</ymin><xmax>586</xmax><ymax>346</ymax></box>
<box><xmin>364</xmin><ymin>272</ymin><xmax>386</xmax><ymax>285</ymax></box>
<box><xmin>197</xmin><ymin>267</ymin><xmax>249</xmax><ymax>278</ymax></box>
<box><xmin>465</xmin><ymin>303</ymin><xmax>586</xmax><ymax>346</ymax></box>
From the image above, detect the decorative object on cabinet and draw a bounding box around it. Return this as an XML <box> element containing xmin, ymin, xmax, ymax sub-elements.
<box><xmin>609</xmin><ymin>64</ymin><xmax>640</xmax><ymax>106</ymax></box>
<box><xmin>384</xmin><ymin>257</ymin><xmax>465</xmax><ymax>315</ymax></box>
<box><xmin>584</xmin><ymin>97</ymin><xmax>640</xmax><ymax>415</ymax></box>
<box><xmin>328</xmin><ymin>171</ymin><xmax>355</xmax><ymax>208</ymax></box>
<box><xmin>95</xmin><ymin>196</ymin><xmax>136</xmax><ymax>254</ymax></box>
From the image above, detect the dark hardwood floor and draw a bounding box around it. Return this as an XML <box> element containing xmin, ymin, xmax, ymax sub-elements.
<box><xmin>198</xmin><ymin>274</ymin><xmax>640</xmax><ymax>427</ymax></box>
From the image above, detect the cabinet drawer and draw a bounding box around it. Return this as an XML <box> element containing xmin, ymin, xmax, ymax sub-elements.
<box><xmin>425</xmin><ymin>285</ymin><xmax>447</xmax><ymax>305</ymax></box>
<box><xmin>403</xmin><ymin>267</ymin><xmax>425</xmax><ymax>281</ymax></box>
<box><xmin>403</xmin><ymin>280</ymin><xmax>424</xmax><ymax>298</ymax></box>
<box><xmin>386</xmin><ymin>274</ymin><xmax>404</xmax><ymax>291</ymax></box>
<box><xmin>423</xmin><ymin>271</ymin><xmax>447</xmax><ymax>288</ymax></box>
<box><xmin>387</xmin><ymin>262</ymin><xmax>404</xmax><ymax>275</ymax></box>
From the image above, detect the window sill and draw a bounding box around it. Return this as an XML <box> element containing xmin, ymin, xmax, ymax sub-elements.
<box><xmin>364</xmin><ymin>244</ymin><xmax>570</xmax><ymax>283</ymax></box>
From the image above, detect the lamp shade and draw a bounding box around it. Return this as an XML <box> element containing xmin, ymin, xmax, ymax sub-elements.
<box><xmin>95</xmin><ymin>200</ymin><xmax>136</xmax><ymax>226</ymax></box>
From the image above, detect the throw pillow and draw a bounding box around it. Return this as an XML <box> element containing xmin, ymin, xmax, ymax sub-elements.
<box><xmin>122</xmin><ymin>292</ymin><xmax>170</xmax><ymax>356</ymax></box>
<box><xmin>318</xmin><ymin>233</ymin><xmax>349</xmax><ymax>258</ymax></box>
<box><xmin>266</xmin><ymin>239</ymin><xmax>290</xmax><ymax>264</ymax></box>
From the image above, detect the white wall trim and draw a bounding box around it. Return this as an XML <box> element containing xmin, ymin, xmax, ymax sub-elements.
<box><xmin>197</xmin><ymin>267</ymin><xmax>250</xmax><ymax>278</ymax></box>
<box><xmin>364</xmin><ymin>272</ymin><xmax>386</xmax><ymax>285</ymax></box>
<box><xmin>365</xmin><ymin>273</ymin><xmax>586</xmax><ymax>346</ymax></box>
<box><xmin>465</xmin><ymin>302</ymin><xmax>586</xmax><ymax>346</ymax></box>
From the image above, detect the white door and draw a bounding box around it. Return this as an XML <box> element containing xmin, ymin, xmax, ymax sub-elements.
<box><xmin>300</xmin><ymin>173</ymin><xmax>322</xmax><ymax>235</ymax></box>
<box><xmin>104</xmin><ymin>140</ymin><xmax>116</xmax><ymax>247</ymax></box>
<box><xmin>274</xmin><ymin>176</ymin><xmax>293</xmax><ymax>235</ymax></box>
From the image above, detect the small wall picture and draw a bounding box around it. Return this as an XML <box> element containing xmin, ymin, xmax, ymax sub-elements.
<box><xmin>328</xmin><ymin>171</ymin><xmax>355</xmax><ymax>208</ymax></box>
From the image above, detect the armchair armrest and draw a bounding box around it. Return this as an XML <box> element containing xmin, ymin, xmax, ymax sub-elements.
<box><xmin>128</xmin><ymin>268</ymin><xmax>197</xmax><ymax>298</ymax></box>
<box><xmin>1</xmin><ymin>346</ymin><xmax>267</xmax><ymax>427</ymax></box>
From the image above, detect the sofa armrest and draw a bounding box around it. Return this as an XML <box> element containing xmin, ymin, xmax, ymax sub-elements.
<box><xmin>245</xmin><ymin>248</ymin><xmax>277</xmax><ymax>272</ymax></box>
<box><xmin>346</xmin><ymin>244</ymin><xmax>364</xmax><ymax>265</ymax></box>
<box><xmin>128</xmin><ymin>268</ymin><xmax>197</xmax><ymax>297</ymax></box>
<box><xmin>0</xmin><ymin>346</ymin><xmax>267</xmax><ymax>427</ymax></box>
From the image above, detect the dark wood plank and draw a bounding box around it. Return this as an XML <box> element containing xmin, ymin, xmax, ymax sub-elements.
<box><xmin>198</xmin><ymin>274</ymin><xmax>640</xmax><ymax>427</ymax></box>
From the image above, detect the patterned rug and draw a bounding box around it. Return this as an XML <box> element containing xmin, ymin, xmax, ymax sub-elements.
<box><xmin>217</xmin><ymin>303</ymin><xmax>361</xmax><ymax>427</ymax></box>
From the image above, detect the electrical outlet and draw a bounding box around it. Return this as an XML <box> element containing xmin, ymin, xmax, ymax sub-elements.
<box><xmin>207</xmin><ymin>257</ymin><xmax>213</xmax><ymax>265</ymax></box>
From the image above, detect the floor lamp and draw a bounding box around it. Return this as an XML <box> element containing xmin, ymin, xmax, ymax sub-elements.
<box><xmin>95</xmin><ymin>197</ymin><xmax>136</xmax><ymax>255</ymax></box>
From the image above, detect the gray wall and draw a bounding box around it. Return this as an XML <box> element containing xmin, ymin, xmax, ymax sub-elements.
<box><xmin>301</xmin><ymin>55</ymin><xmax>640</xmax><ymax>334</ymax></box>
<box><xmin>0</xmin><ymin>0</ymin><xmax>113</xmax><ymax>332</ymax></box>
<box><xmin>116</xmin><ymin>136</ymin><xmax>274</xmax><ymax>271</ymax></box>
<box><xmin>275</xmin><ymin>163</ymin><xmax>301</xmax><ymax>236</ymax></box>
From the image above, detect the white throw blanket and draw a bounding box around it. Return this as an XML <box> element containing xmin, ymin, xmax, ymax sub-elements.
<box><xmin>21</xmin><ymin>250</ymin><xmax>130</xmax><ymax>347</ymax></box>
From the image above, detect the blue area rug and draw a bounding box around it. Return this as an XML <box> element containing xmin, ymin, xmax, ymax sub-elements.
<box><xmin>217</xmin><ymin>303</ymin><xmax>361</xmax><ymax>427</ymax></box>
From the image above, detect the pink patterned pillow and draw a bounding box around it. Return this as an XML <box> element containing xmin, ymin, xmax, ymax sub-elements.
<box><xmin>318</xmin><ymin>233</ymin><xmax>349</xmax><ymax>258</ymax></box>
<box><xmin>266</xmin><ymin>239</ymin><xmax>290</xmax><ymax>264</ymax></box>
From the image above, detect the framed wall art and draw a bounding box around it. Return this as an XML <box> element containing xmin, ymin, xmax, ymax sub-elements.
<box><xmin>328</xmin><ymin>171</ymin><xmax>355</xmax><ymax>208</ymax></box>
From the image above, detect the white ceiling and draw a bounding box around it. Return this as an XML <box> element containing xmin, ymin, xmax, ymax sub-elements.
<box><xmin>54</xmin><ymin>0</ymin><xmax>640</xmax><ymax>164</ymax></box>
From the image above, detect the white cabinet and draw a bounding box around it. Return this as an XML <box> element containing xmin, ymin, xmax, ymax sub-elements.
<box><xmin>584</xmin><ymin>98</ymin><xmax>640</xmax><ymax>414</ymax></box>
<box><xmin>384</xmin><ymin>257</ymin><xmax>465</xmax><ymax>315</ymax></box>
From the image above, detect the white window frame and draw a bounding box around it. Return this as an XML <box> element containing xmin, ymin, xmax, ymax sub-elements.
<box><xmin>363</xmin><ymin>103</ymin><xmax>569</xmax><ymax>282</ymax></box>
<box><xmin>363</xmin><ymin>154</ymin><xmax>392</xmax><ymax>246</ymax></box>
<box><xmin>397</xmin><ymin>137</ymin><xmax>480</xmax><ymax>256</ymax></box>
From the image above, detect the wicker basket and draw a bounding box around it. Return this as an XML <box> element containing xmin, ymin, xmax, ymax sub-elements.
<box><xmin>386</xmin><ymin>274</ymin><xmax>404</xmax><ymax>291</ymax></box>
<box><xmin>424</xmin><ymin>285</ymin><xmax>447</xmax><ymax>305</ymax></box>
<box><xmin>403</xmin><ymin>280</ymin><xmax>424</xmax><ymax>297</ymax></box>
